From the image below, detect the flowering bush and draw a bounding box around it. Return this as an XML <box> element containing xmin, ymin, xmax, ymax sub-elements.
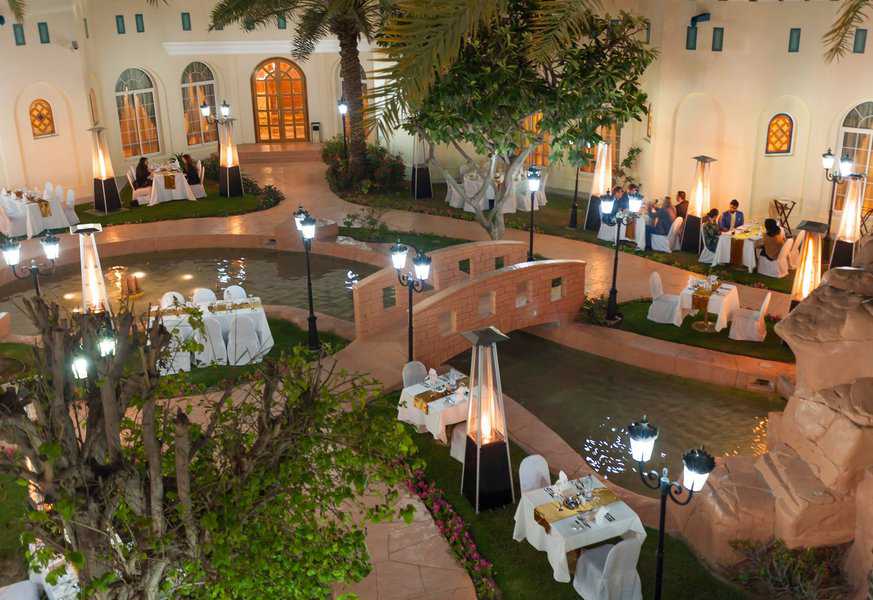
<box><xmin>407</xmin><ymin>470</ymin><xmax>500</xmax><ymax>599</ymax></box>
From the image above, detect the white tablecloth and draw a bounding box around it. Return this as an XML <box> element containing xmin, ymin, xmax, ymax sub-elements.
<box><xmin>512</xmin><ymin>476</ymin><xmax>646</xmax><ymax>582</ymax></box>
<box><xmin>461</xmin><ymin>173</ymin><xmax>497</xmax><ymax>212</ymax></box>
<box><xmin>712</xmin><ymin>231</ymin><xmax>759</xmax><ymax>273</ymax></box>
<box><xmin>679</xmin><ymin>281</ymin><xmax>740</xmax><ymax>332</ymax></box>
<box><xmin>397</xmin><ymin>369</ymin><xmax>468</xmax><ymax>443</ymax></box>
<box><xmin>149</xmin><ymin>171</ymin><xmax>196</xmax><ymax>206</ymax></box>
<box><xmin>0</xmin><ymin>193</ymin><xmax>70</xmax><ymax>238</ymax></box>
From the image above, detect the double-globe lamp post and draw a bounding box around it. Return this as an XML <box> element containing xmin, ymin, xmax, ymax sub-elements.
<box><xmin>337</xmin><ymin>98</ymin><xmax>349</xmax><ymax>158</ymax></box>
<box><xmin>200</xmin><ymin>99</ymin><xmax>231</xmax><ymax>163</ymax></box>
<box><xmin>71</xmin><ymin>320</ymin><xmax>118</xmax><ymax>381</ymax></box>
<box><xmin>526</xmin><ymin>166</ymin><xmax>542</xmax><ymax>261</ymax></box>
<box><xmin>390</xmin><ymin>242</ymin><xmax>432</xmax><ymax>362</ymax></box>
<box><xmin>627</xmin><ymin>416</ymin><xmax>715</xmax><ymax>600</ymax></box>
<box><xmin>600</xmin><ymin>195</ymin><xmax>643</xmax><ymax>324</ymax></box>
<box><xmin>1</xmin><ymin>233</ymin><xmax>61</xmax><ymax>296</ymax></box>
<box><xmin>294</xmin><ymin>206</ymin><xmax>320</xmax><ymax>351</ymax></box>
<box><xmin>821</xmin><ymin>148</ymin><xmax>853</xmax><ymax>260</ymax></box>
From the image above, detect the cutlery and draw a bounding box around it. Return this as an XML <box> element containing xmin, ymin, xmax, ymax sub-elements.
<box><xmin>605</xmin><ymin>512</ymin><xmax>615</xmax><ymax>522</ymax></box>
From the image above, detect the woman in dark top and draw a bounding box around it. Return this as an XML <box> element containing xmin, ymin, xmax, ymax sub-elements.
<box><xmin>674</xmin><ymin>190</ymin><xmax>689</xmax><ymax>219</ymax></box>
<box><xmin>756</xmin><ymin>218</ymin><xmax>785</xmax><ymax>261</ymax></box>
<box><xmin>182</xmin><ymin>154</ymin><xmax>200</xmax><ymax>185</ymax></box>
<box><xmin>133</xmin><ymin>157</ymin><xmax>151</xmax><ymax>189</ymax></box>
<box><xmin>654</xmin><ymin>197</ymin><xmax>677</xmax><ymax>234</ymax></box>
<box><xmin>702</xmin><ymin>208</ymin><xmax>720</xmax><ymax>252</ymax></box>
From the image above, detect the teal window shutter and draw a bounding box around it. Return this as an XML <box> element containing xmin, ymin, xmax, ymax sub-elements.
<box><xmin>686</xmin><ymin>26</ymin><xmax>697</xmax><ymax>50</ymax></box>
<box><xmin>13</xmin><ymin>23</ymin><xmax>25</xmax><ymax>46</ymax></box>
<box><xmin>277</xmin><ymin>15</ymin><xmax>287</xmax><ymax>30</ymax></box>
<box><xmin>854</xmin><ymin>28</ymin><xmax>867</xmax><ymax>53</ymax></box>
<box><xmin>115</xmin><ymin>15</ymin><xmax>126</xmax><ymax>35</ymax></box>
<box><xmin>181</xmin><ymin>12</ymin><xmax>192</xmax><ymax>32</ymax></box>
<box><xmin>135</xmin><ymin>14</ymin><xmax>145</xmax><ymax>33</ymax></box>
<box><xmin>788</xmin><ymin>28</ymin><xmax>801</xmax><ymax>53</ymax></box>
<box><xmin>712</xmin><ymin>27</ymin><xmax>724</xmax><ymax>51</ymax></box>
<box><xmin>37</xmin><ymin>22</ymin><xmax>50</xmax><ymax>44</ymax></box>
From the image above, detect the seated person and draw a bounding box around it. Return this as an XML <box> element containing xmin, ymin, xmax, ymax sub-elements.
<box><xmin>674</xmin><ymin>190</ymin><xmax>689</xmax><ymax>219</ymax></box>
<box><xmin>600</xmin><ymin>185</ymin><xmax>625</xmax><ymax>226</ymax></box>
<box><xmin>719</xmin><ymin>199</ymin><xmax>745</xmax><ymax>231</ymax></box>
<box><xmin>755</xmin><ymin>218</ymin><xmax>785</xmax><ymax>261</ymax></box>
<box><xmin>133</xmin><ymin>157</ymin><xmax>151</xmax><ymax>189</ymax></box>
<box><xmin>182</xmin><ymin>154</ymin><xmax>200</xmax><ymax>186</ymax></box>
<box><xmin>645</xmin><ymin>197</ymin><xmax>677</xmax><ymax>250</ymax></box>
<box><xmin>702</xmin><ymin>208</ymin><xmax>721</xmax><ymax>252</ymax></box>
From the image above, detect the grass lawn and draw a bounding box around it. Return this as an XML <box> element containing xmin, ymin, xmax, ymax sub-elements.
<box><xmin>343</xmin><ymin>183</ymin><xmax>794</xmax><ymax>294</ymax></box>
<box><xmin>337</xmin><ymin>226</ymin><xmax>470</xmax><ymax>254</ymax></box>
<box><xmin>615</xmin><ymin>300</ymin><xmax>795</xmax><ymax>363</ymax></box>
<box><xmin>387</xmin><ymin>393</ymin><xmax>752</xmax><ymax>600</ymax></box>
<box><xmin>74</xmin><ymin>180</ymin><xmax>266</xmax><ymax>227</ymax></box>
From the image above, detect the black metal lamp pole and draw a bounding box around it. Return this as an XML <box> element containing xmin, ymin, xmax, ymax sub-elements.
<box><xmin>303</xmin><ymin>237</ymin><xmax>320</xmax><ymax>351</ymax></box>
<box><xmin>398</xmin><ymin>272</ymin><xmax>424</xmax><ymax>361</ymax></box>
<box><xmin>338</xmin><ymin>98</ymin><xmax>349</xmax><ymax>159</ymax></box>
<box><xmin>391</xmin><ymin>242</ymin><xmax>431</xmax><ymax>362</ymax></box>
<box><xmin>605</xmin><ymin>210</ymin><xmax>636</xmax><ymax>324</ymax></box>
<box><xmin>568</xmin><ymin>167</ymin><xmax>580</xmax><ymax>229</ymax></box>
<box><xmin>528</xmin><ymin>192</ymin><xmax>536</xmax><ymax>261</ymax></box>
<box><xmin>822</xmin><ymin>149</ymin><xmax>851</xmax><ymax>261</ymax></box>
<box><xmin>526</xmin><ymin>166</ymin><xmax>541</xmax><ymax>261</ymax></box>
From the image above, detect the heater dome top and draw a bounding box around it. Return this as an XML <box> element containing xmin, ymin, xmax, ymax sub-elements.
<box><xmin>461</xmin><ymin>326</ymin><xmax>510</xmax><ymax>346</ymax></box>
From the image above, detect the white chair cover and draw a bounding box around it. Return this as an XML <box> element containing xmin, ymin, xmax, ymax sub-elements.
<box><xmin>699</xmin><ymin>244</ymin><xmax>717</xmax><ymax>264</ymax></box>
<box><xmin>0</xmin><ymin>581</ymin><xmax>40</xmax><ymax>600</ymax></box>
<box><xmin>192</xmin><ymin>287</ymin><xmax>217</xmax><ymax>304</ymax></box>
<box><xmin>446</xmin><ymin>179</ymin><xmax>466</xmax><ymax>209</ymax></box>
<box><xmin>193</xmin><ymin>316</ymin><xmax>228</xmax><ymax>367</ymax></box>
<box><xmin>160</xmin><ymin>291</ymin><xmax>186</xmax><ymax>309</ymax></box>
<box><xmin>757</xmin><ymin>237</ymin><xmax>794</xmax><ymax>278</ymax></box>
<box><xmin>788</xmin><ymin>230</ymin><xmax>805</xmax><ymax>269</ymax></box>
<box><xmin>598</xmin><ymin>221</ymin><xmax>626</xmax><ymax>244</ymax></box>
<box><xmin>161</xmin><ymin>323</ymin><xmax>192</xmax><ymax>375</ymax></box>
<box><xmin>127</xmin><ymin>170</ymin><xmax>152</xmax><ymax>203</ymax></box>
<box><xmin>52</xmin><ymin>185</ymin><xmax>64</xmax><ymax>206</ymax></box>
<box><xmin>646</xmin><ymin>272</ymin><xmax>686</xmax><ymax>327</ymax></box>
<box><xmin>450</xmin><ymin>422</ymin><xmax>467</xmax><ymax>463</ymax></box>
<box><xmin>223</xmin><ymin>285</ymin><xmax>246</xmax><ymax>301</ymax></box>
<box><xmin>227</xmin><ymin>314</ymin><xmax>262</xmax><ymax>366</ymax></box>
<box><xmin>519</xmin><ymin>454</ymin><xmax>550</xmax><ymax>493</ymax></box>
<box><xmin>189</xmin><ymin>161</ymin><xmax>207</xmax><ymax>198</ymax></box>
<box><xmin>64</xmin><ymin>189</ymin><xmax>79</xmax><ymax>225</ymax></box>
<box><xmin>402</xmin><ymin>360</ymin><xmax>427</xmax><ymax>387</ymax></box>
<box><xmin>729</xmin><ymin>291</ymin><xmax>771</xmax><ymax>342</ymax></box>
<box><xmin>43</xmin><ymin>181</ymin><xmax>53</xmax><ymax>199</ymax></box>
<box><xmin>534</xmin><ymin>170</ymin><xmax>549</xmax><ymax>208</ymax></box>
<box><xmin>0</xmin><ymin>198</ymin><xmax>27</xmax><ymax>238</ymax></box>
<box><xmin>572</xmin><ymin>532</ymin><xmax>643</xmax><ymax>600</ymax></box>
<box><xmin>650</xmin><ymin>217</ymin><xmax>684</xmax><ymax>253</ymax></box>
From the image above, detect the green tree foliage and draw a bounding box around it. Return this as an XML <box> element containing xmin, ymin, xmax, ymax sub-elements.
<box><xmin>0</xmin><ymin>298</ymin><xmax>414</xmax><ymax>599</ymax></box>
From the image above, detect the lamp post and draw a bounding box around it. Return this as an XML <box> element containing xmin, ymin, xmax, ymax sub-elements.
<box><xmin>628</xmin><ymin>416</ymin><xmax>716</xmax><ymax>600</ymax></box>
<box><xmin>200</xmin><ymin>99</ymin><xmax>231</xmax><ymax>164</ymax></box>
<box><xmin>1</xmin><ymin>233</ymin><xmax>60</xmax><ymax>296</ymax></box>
<box><xmin>294</xmin><ymin>209</ymin><xmax>320</xmax><ymax>351</ymax></box>
<box><xmin>337</xmin><ymin>98</ymin><xmax>349</xmax><ymax>159</ymax></box>
<box><xmin>390</xmin><ymin>241</ymin><xmax>432</xmax><ymax>362</ymax></box>
<box><xmin>526</xmin><ymin>166</ymin><xmax>541</xmax><ymax>261</ymax></box>
<box><xmin>600</xmin><ymin>201</ymin><xmax>639</xmax><ymax>325</ymax></box>
<box><xmin>821</xmin><ymin>148</ymin><xmax>853</xmax><ymax>260</ymax></box>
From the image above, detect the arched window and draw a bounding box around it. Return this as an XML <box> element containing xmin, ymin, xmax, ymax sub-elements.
<box><xmin>29</xmin><ymin>99</ymin><xmax>56</xmax><ymax>138</ymax></box>
<box><xmin>837</xmin><ymin>101</ymin><xmax>873</xmax><ymax>213</ymax></box>
<box><xmin>765</xmin><ymin>113</ymin><xmax>793</xmax><ymax>155</ymax></box>
<box><xmin>115</xmin><ymin>68</ymin><xmax>160</xmax><ymax>157</ymax></box>
<box><xmin>522</xmin><ymin>113</ymin><xmax>551</xmax><ymax>167</ymax></box>
<box><xmin>580</xmin><ymin>125</ymin><xmax>621</xmax><ymax>173</ymax></box>
<box><xmin>181</xmin><ymin>62</ymin><xmax>218</xmax><ymax>146</ymax></box>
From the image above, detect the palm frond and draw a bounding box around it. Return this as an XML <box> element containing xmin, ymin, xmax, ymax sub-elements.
<box><xmin>209</xmin><ymin>0</ymin><xmax>297</xmax><ymax>31</ymax></box>
<box><xmin>292</xmin><ymin>3</ymin><xmax>331</xmax><ymax>59</ymax></box>
<box><xmin>824</xmin><ymin>0</ymin><xmax>871</xmax><ymax>62</ymax></box>
<box><xmin>6</xmin><ymin>0</ymin><xmax>26</xmax><ymax>21</ymax></box>
<box><xmin>527</xmin><ymin>0</ymin><xmax>600</xmax><ymax>61</ymax></box>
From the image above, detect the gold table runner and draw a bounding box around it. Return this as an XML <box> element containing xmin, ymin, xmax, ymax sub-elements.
<box><xmin>412</xmin><ymin>377</ymin><xmax>468</xmax><ymax>414</ymax></box>
<box><xmin>534</xmin><ymin>487</ymin><xmax>619</xmax><ymax>534</ymax></box>
<box><xmin>164</xmin><ymin>174</ymin><xmax>177</xmax><ymax>190</ymax></box>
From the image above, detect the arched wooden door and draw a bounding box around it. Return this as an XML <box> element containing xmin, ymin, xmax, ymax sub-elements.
<box><xmin>251</xmin><ymin>58</ymin><xmax>309</xmax><ymax>142</ymax></box>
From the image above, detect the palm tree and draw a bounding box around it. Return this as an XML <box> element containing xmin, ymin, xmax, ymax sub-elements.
<box><xmin>824</xmin><ymin>0</ymin><xmax>871</xmax><ymax>61</ymax></box>
<box><xmin>208</xmin><ymin>0</ymin><xmax>388</xmax><ymax>180</ymax></box>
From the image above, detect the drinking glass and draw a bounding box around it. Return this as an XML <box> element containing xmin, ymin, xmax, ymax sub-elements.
<box><xmin>582</xmin><ymin>476</ymin><xmax>594</xmax><ymax>501</ymax></box>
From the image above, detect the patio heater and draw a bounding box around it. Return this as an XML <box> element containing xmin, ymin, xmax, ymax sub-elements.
<box><xmin>584</xmin><ymin>141</ymin><xmax>612</xmax><ymax>231</ymax></box>
<box><xmin>682</xmin><ymin>155</ymin><xmax>716</xmax><ymax>253</ymax></box>
<box><xmin>72</xmin><ymin>223</ymin><xmax>111</xmax><ymax>314</ymax></box>
<box><xmin>830</xmin><ymin>174</ymin><xmax>864</xmax><ymax>268</ymax></box>
<box><xmin>790</xmin><ymin>220</ymin><xmax>828</xmax><ymax>310</ymax></box>
<box><xmin>218</xmin><ymin>119</ymin><xmax>242</xmax><ymax>198</ymax></box>
<box><xmin>88</xmin><ymin>126</ymin><xmax>121</xmax><ymax>213</ymax></box>
<box><xmin>461</xmin><ymin>326</ymin><xmax>515</xmax><ymax>513</ymax></box>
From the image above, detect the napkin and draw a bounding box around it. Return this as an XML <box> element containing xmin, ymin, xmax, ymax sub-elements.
<box><xmin>453</xmin><ymin>386</ymin><xmax>467</xmax><ymax>404</ymax></box>
<box><xmin>554</xmin><ymin>470</ymin><xmax>570</xmax><ymax>492</ymax></box>
<box><xmin>427</xmin><ymin>368</ymin><xmax>438</xmax><ymax>385</ymax></box>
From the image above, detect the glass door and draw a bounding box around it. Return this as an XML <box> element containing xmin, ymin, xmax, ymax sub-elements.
<box><xmin>252</xmin><ymin>59</ymin><xmax>308</xmax><ymax>143</ymax></box>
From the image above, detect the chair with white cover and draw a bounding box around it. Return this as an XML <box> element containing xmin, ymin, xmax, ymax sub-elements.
<box><xmin>160</xmin><ymin>291</ymin><xmax>186</xmax><ymax>309</ymax></box>
<box><xmin>189</xmin><ymin>161</ymin><xmax>207</xmax><ymax>198</ymax></box>
<box><xmin>650</xmin><ymin>216</ymin><xmax>684</xmax><ymax>253</ymax></box>
<box><xmin>0</xmin><ymin>581</ymin><xmax>40</xmax><ymax>600</ymax></box>
<box><xmin>699</xmin><ymin>230</ymin><xmax>717</xmax><ymax>264</ymax></box>
<box><xmin>519</xmin><ymin>454</ymin><xmax>550</xmax><ymax>494</ymax></box>
<box><xmin>646</xmin><ymin>271</ymin><xmax>686</xmax><ymax>327</ymax></box>
<box><xmin>450</xmin><ymin>422</ymin><xmax>467</xmax><ymax>463</ymax></box>
<box><xmin>757</xmin><ymin>237</ymin><xmax>794</xmax><ymax>278</ymax></box>
<box><xmin>788</xmin><ymin>230</ymin><xmax>805</xmax><ymax>269</ymax></box>
<box><xmin>192</xmin><ymin>287</ymin><xmax>217</xmax><ymax>305</ymax></box>
<box><xmin>0</xmin><ymin>200</ymin><xmax>26</xmax><ymax>238</ymax></box>
<box><xmin>729</xmin><ymin>291</ymin><xmax>771</xmax><ymax>342</ymax></box>
<box><xmin>597</xmin><ymin>220</ymin><xmax>621</xmax><ymax>244</ymax></box>
<box><xmin>126</xmin><ymin>168</ymin><xmax>152</xmax><ymax>205</ymax></box>
<box><xmin>42</xmin><ymin>181</ymin><xmax>54</xmax><ymax>200</ymax></box>
<box><xmin>193</xmin><ymin>316</ymin><xmax>228</xmax><ymax>367</ymax></box>
<box><xmin>227</xmin><ymin>314</ymin><xmax>262</xmax><ymax>366</ymax></box>
<box><xmin>223</xmin><ymin>285</ymin><xmax>246</xmax><ymax>302</ymax></box>
<box><xmin>161</xmin><ymin>322</ymin><xmax>192</xmax><ymax>375</ymax></box>
<box><xmin>402</xmin><ymin>360</ymin><xmax>427</xmax><ymax>387</ymax></box>
<box><xmin>64</xmin><ymin>189</ymin><xmax>79</xmax><ymax>225</ymax></box>
<box><xmin>572</xmin><ymin>531</ymin><xmax>643</xmax><ymax>600</ymax></box>
<box><xmin>54</xmin><ymin>185</ymin><xmax>64</xmax><ymax>206</ymax></box>
<box><xmin>446</xmin><ymin>179</ymin><xmax>466</xmax><ymax>209</ymax></box>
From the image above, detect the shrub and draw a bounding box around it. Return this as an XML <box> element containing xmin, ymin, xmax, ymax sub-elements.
<box><xmin>578</xmin><ymin>295</ymin><xmax>611</xmax><ymax>326</ymax></box>
<box><xmin>202</xmin><ymin>153</ymin><xmax>219</xmax><ymax>182</ymax></box>
<box><xmin>258</xmin><ymin>184</ymin><xmax>284</xmax><ymax>210</ymax></box>
<box><xmin>322</xmin><ymin>136</ymin><xmax>405</xmax><ymax>194</ymax></box>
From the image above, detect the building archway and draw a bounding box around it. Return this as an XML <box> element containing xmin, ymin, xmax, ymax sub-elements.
<box><xmin>836</xmin><ymin>101</ymin><xmax>873</xmax><ymax>213</ymax></box>
<box><xmin>251</xmin><ymin>58</ymin><xmax>309</xmax><ymax>142</ymax></box>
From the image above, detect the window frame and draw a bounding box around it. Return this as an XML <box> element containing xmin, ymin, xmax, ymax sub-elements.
<box><xmin>115</xmin><ymin>15</ymin><xmax>126</xmax><ymax>35</ymax></box>
<box><xmin>854</xmin><ymin>28</ymin><xmax>867</xmax><ymax>54</ymax></box>
<box><xmin>764</xmin><ymin>113</ymin><xmax>795</xmax><ymax>156</ymax></box>
<box><xmin>37</xmin><ymin>22</ymin><xmax>50</xmax><ymax>44</ymax></box>
<box><xmin>181</xmin><ymin>12</ymin><xmax>192</xmax><ymax>32</ymax></box>
<box><xmin>180</xmin><ymin>62</ymin><xmax>219</xmax><ymax>147</ymax></box>
<box><xmin>711</xmin><ymin>27</ymin><xmax>724</xmax><ymax>52</ymax></box>
<box><xmin>685</xmin><ymin>26</ymin><xmax>697</xmax><ymax>50</ymax></box>
<box><xmin>29</xmin><ymin>99</ymin><xmax>57</xmax><ymax>139</ymax></box>
<box><xmin>788</xmin><ymin>28</ymin><xmax>801</xmax><ymax>53</ymax></box>
<box><xmin>12</xmin><ymin>23</ymin><xmax>25</xmax><ymax>45</ymax></box>
<box><xmin>114</xmin><ymin>68</ymin><xmax>162</xmax><ymax>158</ymax></box>
<box><xmin>135</xmin><ymin>14</ymin><xmax>145</xmax><ymax>33</ymax></box>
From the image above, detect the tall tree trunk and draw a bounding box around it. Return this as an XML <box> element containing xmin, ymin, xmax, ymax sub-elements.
<box><xmin>334</xmin><ymin>20</ymin><xmax>367</xmax><ymax>182</ymax></box>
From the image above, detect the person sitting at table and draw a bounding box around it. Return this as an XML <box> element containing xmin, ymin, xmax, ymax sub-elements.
<box><xmin>134</xmin><ymin>157</ymin><xmax>151</xmax><ymax>189</ymax></box>
<box><xmin>182</xmin><ymin>154</ymin><xmax>200</xmax><ymax>186</ymax></box>
<box><xmin>719</xmin><ymin>199</ymin><xmax>745</xmax><ymax>231</ymax></box>
<box><xmin>755</xmin><ymin>218</ymin><xmax>785</xmax><ymax>261</ymax></box>
<box><xmin>674</xmin><ymin>190</ymin><xmax>689</xmax><ymax>219</ymax></box>
<box><xmin>645</xmin><ymin>197</ymin><xmax>677</xmax><ymax>250</ymax></box>
<box><xmin>600</xmin><ymin>185</ymin><xmax>625</xmax><ymax>226</ymax></box>
<box><xmin>702</xmin><ymin>208</ymin><xmax>721</xmax><ymax>252</ymax></box>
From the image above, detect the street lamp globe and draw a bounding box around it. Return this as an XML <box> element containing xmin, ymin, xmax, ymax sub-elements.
<box><xmin>300</xmin><ymin>214</ymin><xmax>317</xmax><ymax>241</ymax></box>
<box><xmin>526</xmin><ymin>166</ymin><xmax>541</xmax><ymax>193</ymax></box>
<box><xmin>628</xmin><ymin>195</ymin><xmax>643</xmax><ymax>213</ymax></box>
<box><xmin>1</xmin><ymin>241</ymin><xmax>21</xmax><ymax>267</ymax></box>
<box><xmin>821</xmin><ymin>148</ymin><xmax>835</xmax><ymax>171</ymax></box>
<box><xmin>839</xmin><ymin>154</ymin><xmax>854</xmax><ymax>178</ymax></box>
<box><xmin>337</xmin><ymin>99</ymin><xmax>349</xmax><ymax>116</ymax></box>
<box><xmin>627</xmin><ymin>416</ymin><xmax>659</xmax><ymax>462</ymax></box>
<box><xmin>199</xmin><ymin>101</ymin><xmax>211</xmax><ymax>119</ymax></box>
<box><xmin>98</xmin><ymin>332</ymin><xmax>117</xmax><ymax>358</ymax></box>
<box><xmin>599</xmin><ymin>197</ymin><xmax>616</xmax><ymax>215</ymax></box>
<box><xmin>390</xmin><ymin>241</ymin><xmax>409</xmax><ymax>270</ymax></box>
<box><xmin>219</xmin><ymin>100</ymin><xmax>230</xmax><ymax>119</ymax></box>
<box><xmin>293</xmin><ymin>206</ymin><xmax>308</xmax><ymax>231</ymax></box>
<box><xmin>412</xmin><ymin>252</ymin><xmax>432</xmax><ymax>281</ymax></box>
<box><xmin>682</xmin><ymin>448</ymin><xmax>716</xmax><ymax>492</ymax></box>
<box><xmin>41</xmin><ymin>234</ymin><xmax>60</xmax><ymax>261</ymax></box>
<box><xmin>71</xmin><ymin>353</ymin><xmax>89</xmax><ymax>380</ymax></box>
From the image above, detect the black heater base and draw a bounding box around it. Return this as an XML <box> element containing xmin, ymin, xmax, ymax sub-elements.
<box><xmin>93</xmin><ymin>178</ymin><xmax>122</xmax><ymax>213</ymax></box>
<box><xmin>830</xmin><ymin>239</ymin><xmax>855</xmax><ymax>268</ymax></box>
<box><xmin>411</xmin><ymin>164</ymin><xmax>432</xmax><ymax>200</ymax></box>
<box><xmin>462</xmin><ymin>436</ymin><xmax>513</xmax><ymax>512</ymax></box>
<box><xmin>220</xmin><ymin>165</ymin><xmax>242</xmax><ymax>197</ymax></box>
<box><xmin>584</xmin><ymin>196</ymin><xmax>602</xmax><ymax>231</ymax></box>
<box><xmin>681</xmin><ymin>214</ymin><xmax>701</xmax><ymax>254</ymax></box>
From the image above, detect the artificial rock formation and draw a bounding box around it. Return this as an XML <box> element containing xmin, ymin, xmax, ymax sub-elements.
<box><xmin>673</xmin><ymin>234</ymin><xmax>873</xmax><ymax>597</ymax></box>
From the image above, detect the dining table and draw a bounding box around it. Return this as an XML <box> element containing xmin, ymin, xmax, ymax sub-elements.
<box><xmin>148</xmin><ymin>169</ymin><xmax>197</xmax><ymax>206</ymax></box>
<box><xmin>512</xmin><ymin>474</ymin><xmax>646</xmax><ymax>582</ymax></box>
<box><xmin>397</xmin><ymin>368</ymin><xmax>469</xmax><ymax>443</ymax></box>
<box><xmin>710</xmin><ymin>224</ymin><xmax>761</xmax><ymax>273</ymax></box>
<box><xmin>0</xmin><ymin>190</ymin><xmax>71</xmax><ymax>238</ymax></box>
<box><xmin>678</xmin><ymin>279</ymin><xmax>740</xmax><ymax>332</ymax></box>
